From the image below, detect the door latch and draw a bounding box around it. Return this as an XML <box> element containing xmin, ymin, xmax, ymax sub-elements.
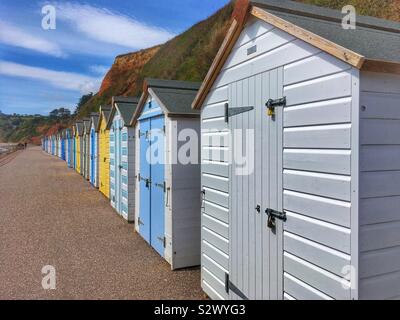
<box><xmin>265</xmin><ymin>208</ymin><xmax>287</xmax><ymax>229</ymax></box>
<box><xmin>155</xmin><ymin>182</ymin><xmax>166</xmax><ymax>192</ymax></box>
<box><xmin>266</xmin><ymin>97</ymin><xmax>286</xmax><ymax>117</ymax></box>
<box><xmin>157</xmin><ymin>236</ymin><xmax>166</xmax><ymax>248</ymax></box>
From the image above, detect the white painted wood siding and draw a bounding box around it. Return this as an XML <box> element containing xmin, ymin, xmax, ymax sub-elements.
<box><xmin>359</xmin><ymin>72</ymin><xmax>400</xmax><ymax>300</ymax></box>
<box><xmin>200</xmin><ymin>16</ymin><xmax>358</xmax><ymax>300</ymax></box>
<box><xmin>283</xmin><ymin>54</ymin><xmax>357</xmax><ymax>300</ymax></box>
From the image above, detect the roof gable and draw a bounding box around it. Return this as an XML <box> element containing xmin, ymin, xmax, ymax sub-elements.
<box><xmin>107</xmin><ymin>97</ymin><xmax>139</xmax><ymax>129</ymax></box>
<box><xmin>252</xmin><ymin>0</ymin><xmax>400</xmax><ymax>63</ymax></box>
<box><xmin>96</xmin><ymin>105</ymin><xmax>111</xmax><ymax>131</ymax></box>
<box><xmin>90</xmin><ymin>113</ymin><xmax>100</xmax><ymax>132</ymax></box>
<box><xmin>75</xmin><ymin>122</ymin><xmax>84</xmax><ymax>136</ymax></box>
<box><xmin>192</xmin><ymin>0</ymin><xmax>400</xmax><ymax>109</ymax></box>
<box><xmin>82</xmin><ymin>118</ymin><xmax>91</xmax><ymax>134</ymax></box>
<box><xmin>131</xmin><ymin>78</ymin><xmax>201</xmax><ymax>125</ymax></box>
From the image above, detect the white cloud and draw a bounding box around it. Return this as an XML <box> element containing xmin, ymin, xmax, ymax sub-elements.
<box><xmin>0</xmin><ymin>60</ymin><xmax>101</xmax><ymax>94</ymax></box>
<box><xmin>89</xmin><ymin>64</ymin><xmax>110</xmax><ymax>75</ymax></box>
<box><xmin>0</xmin><ymin>21</ymin><xmax>66</xmax><ymax>58</ymax></box>
<box><xmin>54</xmin><ymin>2</ymin><xmax>175</xmax><ymax>49</ymax></box>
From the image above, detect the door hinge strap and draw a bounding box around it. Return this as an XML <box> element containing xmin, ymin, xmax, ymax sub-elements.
<box><xmin>138</xmin><ymin>217</ymin><xmax>144</xmax><ymax>226</ymax></box>
<box><xmin>225</xmin><ymin>273</ymin><xmax>248</xmax><ymax>300</ymax></box>
<box><xmin>224</xmin><ymin>103</ymin><xmax>254</xmax><ymax>123</ymax></box>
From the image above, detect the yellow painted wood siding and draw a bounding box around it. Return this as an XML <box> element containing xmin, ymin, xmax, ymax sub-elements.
<box><xmin>75</xmin><ymin>135</ymin><xmax>81</xmax><ymax>174</ymax></box>
<box><xmin>99</xmin><ymin>118</ymin><xmax>110</xmax><ymax>198</ymax></box>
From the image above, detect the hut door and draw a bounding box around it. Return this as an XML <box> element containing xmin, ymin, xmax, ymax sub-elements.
<box><xmin>228</xmin><ymin>68</ymin><xmax>284</xmax><ymax>300</ymax></box>
<box><xmin>139</xmin><ymin>115</ymin><xmax>165</xmax><ymax>257</ymax></box>
<box><xmin>139</xmin><ymin>119</ymin><xmax>151</xmax><ymax>243</ymax></box>
<box><xmin>115</xmin><ymin>119</ymin><xmax>122</xmax><ymax>213</ymax></box>
<box><xmin>91</xmin><ymin>129</ymin><xmax>95</xmax><ymax>185</ymax></box>
<box><xmin>149</xmin><ymin>115</ymin><xmax>165</xmax><ymax>257</ymax></box>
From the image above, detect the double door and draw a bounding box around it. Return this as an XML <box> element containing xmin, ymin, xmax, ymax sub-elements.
<box><xmin>139</xmin><ymin>116</ymin><xmax>165</xmax><ymax>257</ymax></box>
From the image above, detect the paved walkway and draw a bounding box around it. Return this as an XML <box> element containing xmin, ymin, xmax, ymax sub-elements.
<box><xmin>0</xmin><ymin>147</ymin><xmax>203</xmax><ymax>299</ymax></box>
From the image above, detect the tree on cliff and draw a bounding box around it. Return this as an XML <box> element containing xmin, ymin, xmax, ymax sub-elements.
<box><xmin>73</xmin><ymin>93</ymin><xmax>94</xmax><ymax>116</ymax></box>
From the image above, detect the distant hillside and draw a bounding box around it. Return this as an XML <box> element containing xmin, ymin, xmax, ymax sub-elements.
<box><xmin>78</xmin><ymin>2</ymin><xmax>234</xmax><ymax>117</ymax></box>
<box><xmin>299</xmin><ymin>0</ymin><xmax>400</xmax><ymax>21</ymax></box>
<box><xmin>0</xmin><ymin>114</ymin><xmax>67</xmax><ymax>144</ymax></box>
<box><xmin>78</xmin><ymin>46</ymin><xmax>161</xmax><ymax>117</ymax></box>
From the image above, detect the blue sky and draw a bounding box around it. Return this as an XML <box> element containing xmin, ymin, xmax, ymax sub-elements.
<box><xmin>0</xmin><ymin>0</ymin><xmax>230</xmax><ymax>115</ymax></box>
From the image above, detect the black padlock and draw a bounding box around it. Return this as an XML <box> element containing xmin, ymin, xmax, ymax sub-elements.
<box><xmin>267</xmin><ymin>214</ymin><xmax>276</xmax><ymax>229</ymax></box>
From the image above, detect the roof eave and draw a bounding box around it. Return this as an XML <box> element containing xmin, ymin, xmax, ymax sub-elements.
<box><xmin>130</xmin><ymin>84</ymin><xmax>150</xmax><ymax>127</ymax></box>
<box><xmin>105</xmin><ymin>106</ymin><xmax>117</xmax><ymax>130</ymax></box>
<box><xmin>192</xmin><ymin>2</ymin><xmax>370</xmax><ymax>110</ymax></box>
<box><xmin>115</xmin><ymin>103</ymin><xmax>135</xmax><ymax>127</ymax></box>
<box><xmin>362</xmin><ymin>59</ymin><xmax>400</xmax><ymax>74</ymax></box>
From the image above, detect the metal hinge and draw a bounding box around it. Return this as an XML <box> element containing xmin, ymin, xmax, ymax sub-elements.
<box><xmin>139</xmin><ymin>176</ymin><xmax>151</xmax><ymax>188</ymax></box>
<box><xmin>224</xmin><ymin>103</ymin><xmax>254</xmax><ymax>123</ymax></box>
<box><xmin>266</xmin><ymin>97</ymin><xmax>286</xmax><ymax>117</ymax></box>
<box><xmin>138</xmin><ymin>217</ymin><xmax>144</xmax><ymax>226</ymax></box>
<box><xmin>225</xmin><ymin>273</ymin><xmax>248</xmax><ymax>300</ymax></box>
<box><xmin>139</xmin><ymin>130</ymin><xmax>147</xmax><ymax>138</ymax></box>
<box><xmin>158</xmin><ymin>236</ymin><xmax>166</xmax><ymax>248</ymax></box>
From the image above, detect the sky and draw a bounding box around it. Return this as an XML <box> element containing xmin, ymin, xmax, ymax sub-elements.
<box><xmin>0</xmin><ymin>0</ymin><xmax>230</xmax><ymax>115</ymax></box>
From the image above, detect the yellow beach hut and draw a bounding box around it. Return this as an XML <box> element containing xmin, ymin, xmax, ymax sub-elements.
<box><xmin>97</xmin><ymin>105</ymin><xmax>111</xmax><ymax>198</ymax></box>
<box><xmin>75</xmin><ymin>121</ymin><xmax>84</xmax><ymax>175</ymax></box>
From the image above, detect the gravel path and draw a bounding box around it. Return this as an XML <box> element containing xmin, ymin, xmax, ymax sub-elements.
<box><xmin>0</xmin><ymin>147</ymin><xmax>204</xmax><ymax>300</ymax></box>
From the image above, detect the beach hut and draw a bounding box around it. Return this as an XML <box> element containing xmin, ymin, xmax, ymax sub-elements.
<box><xmin>131</xmin><ymin>79</ymin><xmax>201</xmax><ymax>269</ymax></box>
<box><xmin>61</xmin><ymin>130</ymin><xmax>66</xmax><ymax>161</ymax></box>
<box><xmin>57</xmin><ymin>132</ymin><xmax>61</xmax><ymax>158</ymax></box>
<box><xmin>54</xmin><ymin>134</ymin><xmax>56</xmax><ymax>156</ymax></box>
<box><xmin>65</xmin><ymin>128</ymin><xmax>72</xmax><ymax>168</ymax></box>
<box><xmin>58</xmin><ymin>132</ymin><xmax>62</xmax><ymax>158</ymax></box>
<box><xmin>82</xmin><ymin>118</ymin><xmax>91</xmax><ymax>180</ymax></box>
<box><xmin>52</xmin><ymin>135</ymin><xmax>56</xmax><ymax>156</ymax></box>
<box><xmin>89</xmin><ymin>113</ymin><xmax>100</xmax><ymax>188</ymax></box>
<box><xmin>106</xmin><ymin>97</ymin><xmax>139</xmax><ymax>221</ymax></box>
<box><xmin>72</xmin><ymin>126</ymin><xmax>77</xmax><ymax>170</ymax></box>
<box><xmin>75</xmin><ymin>121</ymin><xmax>83</xmax><ymax>175</ymax></box>
<box><xmin>50</xmin><ymin>135</ymin><xmax>54</xmax><ymax>154</ymax></box>
<box><xmin>97</xmin><ymin>105</ymin><xmax>112</xmax><ymax>199</ymax></box>
<box><xmin>192</xmin><ymin>0</ymin><xmax>400</xmax><ymax>300</ymax></box>
<box><xmin>54</xmin><ymin>134</ymin><xmax>57</xmax><ymax>156</ymax></box>
<box><xmin>65</xmin><ymin>130</ymin><xmax>69</xmax><ymax>164</ymax></box>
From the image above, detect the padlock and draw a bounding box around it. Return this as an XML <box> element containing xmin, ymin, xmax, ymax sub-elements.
<box><xmin>267</xmin><ymin>107</ymin><xmax>275</xmax><ymax>117</ymax></box>
<box><xmin>267</xmin><ymin>214</ymin><xmax>276</xmax><ymax>229</ymax></box>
